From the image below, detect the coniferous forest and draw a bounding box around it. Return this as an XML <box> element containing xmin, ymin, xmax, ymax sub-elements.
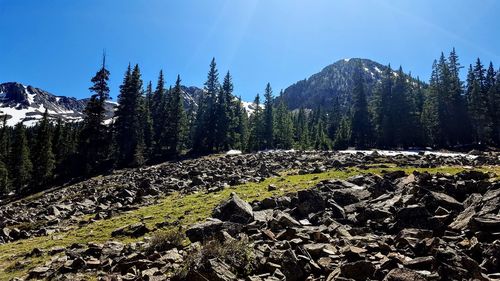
<box><xmin>0</xmin><ymin>49</ymin><xmax>499</xmax><ymax>197</ymax></box>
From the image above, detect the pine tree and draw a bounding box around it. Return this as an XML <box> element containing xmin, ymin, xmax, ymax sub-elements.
<box><xmin>406</xmin><ymin>77</ymin><xmax>425</xmax><ymax>146</ymax></box>
<box><xmin>193</xmin><ymin>58</ymin><xmax>219</xmax><ymax>153</ymax></box>
<box><xmin>421</xmin><ymin>60</ymin><xmax>441</xmax><ymax>147</ymax></box>
<box><xmin>327</xmin><ymin>96</ymin><xmax>342</xmax><ymax>141</ymax></box>
<box><xmin>263</xmin><ymin>83</ymin><xmax>274</xmax><ymax>149</ymax></box>
<box><xmin>10</xmin><ymin>123</ymin><xmax>32</xmax><ymax>194</ymax></box>
<box><xmin>0</xmin><ymin>115</ymin><xmax>9</xmax><ymax>162</ymax></box>
<box><xmin>391</xmin><ymin>66</ymin><xmax>413</xmax><ymax>147</ymax></box>
<box><xmin>0</xmin><ymin>116</ymin><xmax>9</xmax><ymax>194</ymax></box>
<box><xmin>164</xmin><ymin>75</ymin><xmax>187</xmax><ymax>157</ymax></box>
<box><xmin>52</xmin><ymin>118</ymin><xmax>71</xmax><ymax>177</ymax></box>
<box><xmin>490</xmin><ymin>70</ymin><xmax>500</xmax><ymax>145</ymax></box>
<box><xmin>114</xmin><ymin>64</ymin><xmax>145</xmax><ymax>167</ymax></box>
<box><xmin>485</xmin><ymin>62</ymin><xmax>499</xmax><ymax>144</ymax></box>
<box><xmin>0</xmin><ymin>159</ymin><xmax>8</xmax><ymax>195</ymax></box>
<box><xmin>274</xmin><ymin>92</ymin><xmax>294</xmax><ymax>149</ymax></box>
<box><xmin>234</xmin><ymin>97</ymin><xmax>249</xmax><ymax>151</ymax></box>
<box><xmin>370</xmin><ymin>64</ymin><xmax>393</xmax><ymax>147</ymax></box>
<box><xmin>142</xmin><ymin>81</ymin><xmax>154</xmax><ymax>156</ymax></box>
<box><xmin>214</xmin><ymin>72</ymin><xmax>233</xmax><ymax>151</ymax></box>
<box><xmin>350</xmin><ymin>63</ymin><xmax>371</xmax><ymax>148</ymax></box>
<box><xmin>445</xmin><ymin>49</ymin><xmax>469</xmax><ymax>145</ymax></box>
<box><xmin>152</xmin><ymin>71</ymin><xmax>166</xmax><ymax>157</ymax></box>
<box><xmin>333</xmin><ymin>117</ymin><xmax>351</xmax><ymax>150</ymax></box>
<box><xmin>32</xmin><ymin>110</ymin><xmax>55</xmax><ymax>189</ymax></box>
<box><xmin>467</xmin><ymin>59</ymin><xmax>492</xmax><ymax>144</ymax></box>
<box><xmin>248</xmin><ymin>94</ymin><xmax>264</xmax><ymax>151</ymax></box>
<box><xmin>311</xmin><ymin>109</ymin><xmax>330</xmax><ymax>150</ymax></box>
<box><xmin>78</xmin><ymin>56</ymin><xmax>111</xmax><ymax>174</ymax></box>
<box><xmin>295</xmin><ymin>107</ymin><xmax>309</xmax><ymax>150</ymax></box>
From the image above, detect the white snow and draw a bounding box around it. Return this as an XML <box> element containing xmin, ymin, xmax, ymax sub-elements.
<box><xmin>241</xmin><ymin>101</ymin><xmax>264</xmax><ymax>115</ymax></box>
<box><xmin>343</xmin><ymin>58</ymin><xmax>351</xmax><ymax>62</ymax></box>
<box><xmin>374</xmin><ymin>66</ymin><xmax>382</xmax><ymax>73</ymax></box>
<box><xmin>0</xmin><ymin>106</ymin><xmax>37</xmax><ymax>126</ymax></box>
<box><xmin>226</xmin><ymin>150</ymin><xmax>242</xmax><ymax>155</ymax></box>
<box><xmin>363</xmin><ymin>67</ymin><xmax>375</xmax><ymax>78</ymax></box>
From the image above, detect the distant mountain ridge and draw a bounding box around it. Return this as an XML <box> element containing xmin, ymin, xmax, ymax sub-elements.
<box><xmin>0</xmin><ymin>82</ymin><xmax>204</xmax><ymax>126</ymax></box>
<box><xmin>281</xmin><ymin>58</ymin><xmax>414</xmax><ymax>110</ymax></box>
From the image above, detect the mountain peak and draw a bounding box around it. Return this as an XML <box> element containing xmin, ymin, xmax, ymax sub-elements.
<box><xmin>281</xmin><ymin>58</ymin><xmax>398</xmax><ymax>110</ymax></box>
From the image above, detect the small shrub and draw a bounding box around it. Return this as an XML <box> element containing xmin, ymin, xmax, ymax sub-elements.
<box><xmin>175</xmin><ymin>235</ymin><xmax>255</xmax><ymax>279</ymax></box>
<box><xmin>146</xmin><ymin>229</ymin><xmax>185</xmax><ymax>254</ymax></box>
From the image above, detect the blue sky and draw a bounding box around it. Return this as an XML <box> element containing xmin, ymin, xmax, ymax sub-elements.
<box><xmin>0</xmin><ymin>0</ymin><xmax>499</xmax><ymax>101</ymax></box>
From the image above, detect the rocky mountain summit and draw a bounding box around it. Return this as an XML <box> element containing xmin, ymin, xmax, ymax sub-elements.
<box><xmin>0</xmin><ymin>151</ymin><xmax>499</xmax><ymax>280</ymax></box>
<box><xmin>280</xmin><ymin>58</ymin><xmax>414</xmax><ymax>110</ymax></box>
<box><xmin>0</xmin><ymin>82</ymin><xmax>115</xmax><ymax>126</ymax></box>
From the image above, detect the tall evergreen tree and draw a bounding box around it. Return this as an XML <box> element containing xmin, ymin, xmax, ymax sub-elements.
<box><xmin>350</xmin><ymin>64</ymin><xmax>371</xmax><ymax>148</ymax></box>
<box><xmin>248</xmin><ymin>94</ymin><xmax>264</xmax><ymax>151</ymax></box>
<box><xmin>295</xmin><ymin>107</ymin><xmax>309</xmax><ymax>150</ymax></box>
<box><xmin>422</xmin><ymin>60</ymin><xmax>441</xmax><ymax>146</ymax></box>
<box><xmin>114</xmin><ymin>64</ymin><xmax>145</xmax><ymax>167</ymax></box>
<box><xmin>193</xmin><ymin>58</ymin><xmax>219</xmax><ymax>153</ymax></box>
<box><xmin>214</xmin><ymin>72</ymin><xmax>233</xmax><ymax>151</ymax></box>
<box><xmin>274</xmin><ymin>92</ymin><xmax>294</xmax><ymax>149</ymax></box>
<box><xmin>233</xmin><ymin>97</ymin><xmax>249</xmax><ymax>151</ymax></box>
<box><xmin>143</xmin><ymin>81</ymin><xmax>154</xmax><ymax>156</ymax></box>
<box><xmin>445</xmin><ymin>49</ymin><xmax>469</xmax><ymax>145</ymax></box>
<box><xmin>370</xmin><ymin>64</ymin><xmax>393</xmax><ymax>147</ymax></box>
<box><xmin>32</xmin><ymin>110</ymin><xmax>55</xmax><ymax>189</ymax></box>
<box><xmin>0</xmin><ymin>159</ymin><xmax>8</xmax><ymax>195</ymax></box>
<box><xmin>467</xmin><ymin>59</ymin><xmax>492</xmax><ymax>144</ymax></box>
<box><xmin>310</xmin><ymin>109</ymin><xmax>330</xmax><ymax>150</ymax></box>
<box><xmin>10</xmin><ymin>123</ymin><xmax>32</xmax><ymax>194</ymax></box>
<box><xmin>489</xmin><ymin>70</ymin><xmax>500</xmax><ymax>145</ymax></box>
<box><xmin>78</xmin><ymin>56</ymin><xmax>111</xmax><ymax>174</ymax></box>
<box><xmin>333</xmin><ymin>117</ymin><xmax>351</xmax><ymax>150</ymax></box>
<box><xmin>164</xmin><ymin>75</ymin><xmax>187</xmax><ymax>157</ymax></box>
<box><xmin>152</xmin><ymin>71</ymin><xmax>166</xmax><ymax>157</ymax></box>
<box><xmin>391</xmin><ymin>66</ymin><xmax>414</xmax><ymax>147</ymax></box>
<box><xmin>263</xmin><ymin>83</ymin><xmax>274</xmax><ymax>149</ymax></box>
<box><xmin>327</xmin><ymin>96</ymin><xmax>342</xmax><ymax>141</ymax></box>
<box><xmin>0</xmin><ymin>116</ymin><xmax>9</xmax><ymax>194</ymax></box>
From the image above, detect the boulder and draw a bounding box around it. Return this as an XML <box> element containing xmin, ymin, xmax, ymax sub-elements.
<box><xmin>383</xmin><ymin>268</ymin><xmax>427</xmax><ymax>281</ymax></box>
<box><xmin>340</xmin><ymin>260</ymin><xmax>375</xmax><ymax>280</ymax></box>
<box><xmin>186</xmin><ymin>219</ymin><xmax>224</xmax><ymax>242</ymax></box>
<box><xmin>111</xmin><ymin>222</ymin><xmax>150</xmax><ymax>238</ymax></box>
<box><xmin>212</xmin><ymin>193</ymin><xmax>254</xmax><ymax>224</ymax></box>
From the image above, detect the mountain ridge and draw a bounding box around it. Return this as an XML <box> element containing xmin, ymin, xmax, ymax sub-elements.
<box><xmin>280</xmin><ymin>58</ymin><xmax>417</xmax><ymax>110</ymax></box>
<box><xmin>0</xmin><ymin>82</ymin><xmax>203</xmax><ymax>126</ymax></box>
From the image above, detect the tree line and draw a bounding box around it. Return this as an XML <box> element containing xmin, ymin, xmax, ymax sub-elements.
<box><xmin>1</xmin><ymin>49</ymin><xmax>499</xmax><ymax>197</ymax></box>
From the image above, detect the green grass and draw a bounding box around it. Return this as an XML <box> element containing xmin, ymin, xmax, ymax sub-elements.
<box><xmin>0</xmin><ymin>164</ymin><xmax>499</xmax><ymax>280</ymax></box>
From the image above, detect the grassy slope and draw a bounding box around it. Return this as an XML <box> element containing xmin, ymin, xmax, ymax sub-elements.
<box><xmin>0</xmin><ymin>165</ymin><xmax>499</xmax><ymax>280</ymax></box>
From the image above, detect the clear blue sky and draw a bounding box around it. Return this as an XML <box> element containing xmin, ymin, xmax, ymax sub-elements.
<box><xmin>1</xmin><ymin>0</ymin><xmax>499</xmax><ymax>101</ymax></box>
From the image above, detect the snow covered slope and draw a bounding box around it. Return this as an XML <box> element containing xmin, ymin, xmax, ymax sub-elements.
<box><xmin>0</xmin><ymin>82</ymin><xmax>115</xmax><ymax>126</ymax></box>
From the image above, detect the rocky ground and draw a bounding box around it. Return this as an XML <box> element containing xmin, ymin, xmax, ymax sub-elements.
<box><xmin>0</xmin><ymin>150</ymin><xmax>499</xmax><ymax>280</ymax></box>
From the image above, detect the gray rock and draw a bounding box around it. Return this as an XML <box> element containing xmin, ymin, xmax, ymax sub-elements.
<box><xmin>213</xmin><ymin>193</ymin><xmax>254</xmax><ymax>224</ymax></box>
<box><xmin>340</xmin><ymin>260</ymin><xmax>375</xmax><ymax>280</ymax></box>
